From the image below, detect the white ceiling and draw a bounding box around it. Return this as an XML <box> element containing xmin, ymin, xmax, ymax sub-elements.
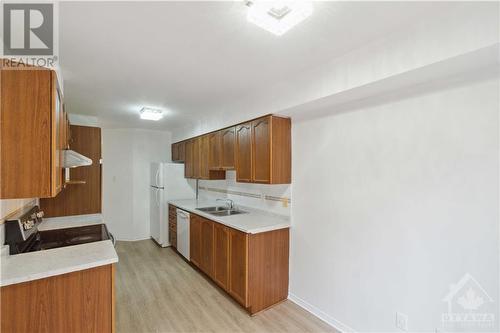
<box><xmin>59</xmin><ymin>1</ymin><xmax>456</xmax><ymax>131</ymax></box>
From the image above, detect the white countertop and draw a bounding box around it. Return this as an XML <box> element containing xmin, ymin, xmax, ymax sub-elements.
<box><xmin>0</xmin><ymin>214</ymin><xmax>118</xmax><ymax>287</ymax></box>
<box><xmin>168</xmin><ymin>199</ymin><xmax>290</xmax><ymax>234</ymax></box>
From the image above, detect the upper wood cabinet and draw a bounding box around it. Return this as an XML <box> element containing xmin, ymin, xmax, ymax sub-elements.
<box><xmin>252</xmin><ymin>118</ymin><xmax>271</xmax><ymax>183</ymax></box>
<box><xmin>1</xmin><ymin>66</ymin><xmax>65</xmax><ymax>198</ymax></box>
<box><xmin>221</xmin><ymin>127</ymin><xmax>236</xmax><ymax>170</ymax></box>
<box><xmin>235</xmin><ymin>123</ymin><xmax>252</xmax><ymax>182</ymax></box>
<box><xmin>208</xmin><ymin>131</ymin><xmax>223</xmax><ymax>170</ymax></box>
<box><xmin>192</xmin><ymin>137</ymin><xmax>201</xmax><ymax>179</ymax></box>
<box><xmin>178</xmin><ymin>141</ymin><xmax>185</xmax><ymax>161</ymax></box>
<box><xmin>182</xmin><ymin>135</ymin><xmax>225</xmax><ymax>180</ymax></box>
<box><xmin>200</xmin><ymin>135</ymin><xmax>210</xmax><ymax>179</ymax></box>
<box><xmin>53</xmin><ymin>85</ymin><xmax>63</xmax><ymax>194</ymax></box>
<box><xmin>184</xmin><ymin>139</ymin><xmax>194</xmax><ymax>178</ymax></box>
<box><xmin>172</xmin><ymin>142</ymin><xmax>179</xmax><ymax>161</ymax></box>
<box><xmin>172</xmin><ymin>141</ymin><xmax>185</xmax><ymax>162</ymax></box>
<box><xmin>172</xmin><ymin>114</ymin><xmax>290</xmax><ymax>184</ymax></box>
<box><xmin>61</xmin><ymin>106</ymin><xmax>70</xmax><ymax>151</ymax></box>
<box><xmin>236</xmin><ymin>116</ymin><xmax>291</xmax><ymax>184</ymax></box>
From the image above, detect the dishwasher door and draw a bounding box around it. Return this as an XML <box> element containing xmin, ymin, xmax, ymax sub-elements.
<box><xmin>176</xmin><ymin>209</ymin><xmax>190</xmax><ymax>260</ymax></box>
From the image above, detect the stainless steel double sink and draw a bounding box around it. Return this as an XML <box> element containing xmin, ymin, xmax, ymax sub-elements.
<box><xmin>196</xmin><ymin>206</ymin><xmax>247</xmax><ymax>216</ymax></box>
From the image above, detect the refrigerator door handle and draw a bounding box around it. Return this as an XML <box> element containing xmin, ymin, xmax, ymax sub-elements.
<box><xmin>155</xmin><ymin>167</ymin><xmax>161</xmax><ymax>188</ymax></box>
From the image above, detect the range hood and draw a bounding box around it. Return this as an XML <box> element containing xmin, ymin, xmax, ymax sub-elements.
<box><xmin>62</xmin><ymin>149</ymin><xmax>92</xmax><ymax>168</ymax></box>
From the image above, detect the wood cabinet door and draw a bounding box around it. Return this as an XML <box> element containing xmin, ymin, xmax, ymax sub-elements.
<box><xmin>221</xmin><ymin>127</ymin><xmax>235</xmax><ymax>169</ymax></box>
<box><xmin>229</xmin><ymin>228</ymin><xmax>248</xmax><ymax>307</ymax></box>
<box><xmin>193</xmin><ymin>137</ymin><xmax>201</xmax><ymax>179</ymax></box>
<box><xmin>208</xmin><ymin>131</ymin><xmax>222</xmax><ymax>170</ymax></box>
<box><xmin>190</xmin><ymin>215</ymin><xmax>201</xmax><ymax>267</ymax></box>
<box><xmin>184</xmin><ymin>140</ymin><xmax>194</xmax><ymax>178</ymax></box>
<box><xmin>65</xmin><ymin>110</ymin><xmax>71</xmax><ymax>149</ymax></box>
<box><xmin>1</xmin><ymin>265</ymin><xmax>113</xmax><ymax>333</ymax></box>
<box><xmin>200</xmin><ymin>135</ymin><xmax>210</xmax><ymax>179</ymax></box>
<box><xmin>252</xmin><ymin>117</ymin><xmax>271</xmax><ymax>183</ymax></box>
<box><xmin>168</xmin><ymin>205</ymin><xmax>177</xmax><ymax>248</ymax></box>
<box><xmin>235</xmin><ymin>123</ymin><xmax>252</xmax><ymax>182</ymax></box>
<box><xmin>178</xmin><ymin>141</ymin><xmax>185</xmax><ymax>162</ymax></box>
<box><xmin>214</xmin><ymin>223</ymin><xmax>230</xmax><ymax>291</ymax></box>
<box><xmin>172</xmin><ymin>143</ymin><xmax>179</xmax><ymax>161</ymax></box>
<box><xmin>1</xmin><ymin>69</ymin><xmax>53</xmax><ymax>198</ymax></box>
<box><xmin>52</xmin><ymin>73</ymin><xmax>63</xmax><ymax>196</ymax></box>
<box><xmin>200</xmin><ymin>218</ymin><xmax>214</xmax><ymax>278</ymax></box>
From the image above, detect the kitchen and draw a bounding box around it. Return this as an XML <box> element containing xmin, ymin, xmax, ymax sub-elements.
<box><xmin>0</xmin><ymin>1</ymin><xmax>499</xmax><ymax>333</ymax></box>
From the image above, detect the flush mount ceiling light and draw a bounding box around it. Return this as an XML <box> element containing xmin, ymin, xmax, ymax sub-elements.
<box><xmin>140</xmin><ymin>107</ymin><xmax>164</xmax><ymax>121</ymax></box>
<box><xmin>246</xmin><ymin>1</ymin><xmax>313</xmax><ymax>36</ymax></box>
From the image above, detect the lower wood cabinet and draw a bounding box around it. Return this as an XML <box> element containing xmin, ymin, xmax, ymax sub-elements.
<box><xmin>214</xmin><ymin>223</ymin><xmax>230</xmax><ymax>290</ymax></box>
<box><xmin>190</xmin><ymin>214</ymin><xmax>202</xmax><ymax>267</ymax></box>
<box><xmin>168</xmin><ymin>204</ymin><xmax>177</xmax><ymax>248</ymax></box>
<box><xmin>229</xmin><ymin>228</ymin><xmax>249</xmax><ymax>307</ymax></box>
<box><xmin>185</xmin><ymin>210</ymin><xmax>289</xmax><ymax>314</ymax></box>
<box><xmin>200</xmin><ymin>217</ymin><xmax>214</xmax><ymax>277</ymax></box>
<box><xmin>1</xmin><ymin>264</ymin><xmax>115</xmax><ymax>333</ymax></box>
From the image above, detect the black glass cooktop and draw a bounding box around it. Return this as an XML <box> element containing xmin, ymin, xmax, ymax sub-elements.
<box><xmin>39</xmin><ymin>224</ymin><xmax>111</xmax><ymax>250</ymax></box>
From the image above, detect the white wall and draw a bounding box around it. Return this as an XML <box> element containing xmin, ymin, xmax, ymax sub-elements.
<box><xmin>172</xmin><ymin>2</ymin><xmax>499</xmax><ymax>142</ymax></box>
<box><xmin>67</xmin><ymin>114</ymin><xmax>100</xmax><ymax>127</ymax></box>
<box><xmin>289</xmin><ymin>77</ymin><xmax>499</xmax><ymax>332</ymax></box>
<box><xmin>102</xmin><ymin>128</ymin><xmax>172</xmax><ymax>240</ymax></box>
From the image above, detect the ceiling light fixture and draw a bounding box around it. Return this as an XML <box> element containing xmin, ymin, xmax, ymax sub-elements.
<box><xmin>246</xmin><ymin>1</ymin><xmax>313</xmax><ymax>36</ymax></box>
<box><xmin>140</xmin><ymin>107</ymin><xmax>164</xmax><ymax>121</ymax></box>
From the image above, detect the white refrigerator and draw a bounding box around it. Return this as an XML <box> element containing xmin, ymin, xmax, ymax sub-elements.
<box><xmin>150</xmin><ymin>162</ymin><xmax>196</xmax><ymax>247</ymax></box>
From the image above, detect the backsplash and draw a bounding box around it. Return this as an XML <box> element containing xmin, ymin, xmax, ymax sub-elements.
<box><xmin>198</xmin><ymin>171</ymin><xmax>291</xmax><ymax>216</ymax></box>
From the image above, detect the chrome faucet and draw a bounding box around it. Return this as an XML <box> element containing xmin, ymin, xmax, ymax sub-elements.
<box><xmin>216</xmin><ymin>198</ymin><xmax>234</xmax><ymax>210</ymax></box>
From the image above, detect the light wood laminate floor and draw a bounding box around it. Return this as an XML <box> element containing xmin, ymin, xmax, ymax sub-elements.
<box><xmin>115</xmin><ymin>240</ymin><xmax>336</xmax><ymax>333</ymax></box>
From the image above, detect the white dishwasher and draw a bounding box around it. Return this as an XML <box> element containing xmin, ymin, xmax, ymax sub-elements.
<box><xmin>176</xmin><ymin>209</ymin><xmax>190</xmax><ymax>260</ymax></box>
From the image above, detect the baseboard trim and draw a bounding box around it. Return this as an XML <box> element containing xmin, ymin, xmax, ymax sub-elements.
<box><xmin>288</xmin><ymin>293</ymin><xmax>356</xmax><ymax>333</ymax></box>
<box><xmin>115</xmin><ymin>236</ymin><xmax>152</xmax><ymax>242</ymax></box>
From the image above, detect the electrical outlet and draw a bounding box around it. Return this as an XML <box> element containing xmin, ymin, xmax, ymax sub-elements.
<box><xmin>396</xmin><ymin>312</ymin><xmax>408</xmax><ymax>331</ymax></box>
